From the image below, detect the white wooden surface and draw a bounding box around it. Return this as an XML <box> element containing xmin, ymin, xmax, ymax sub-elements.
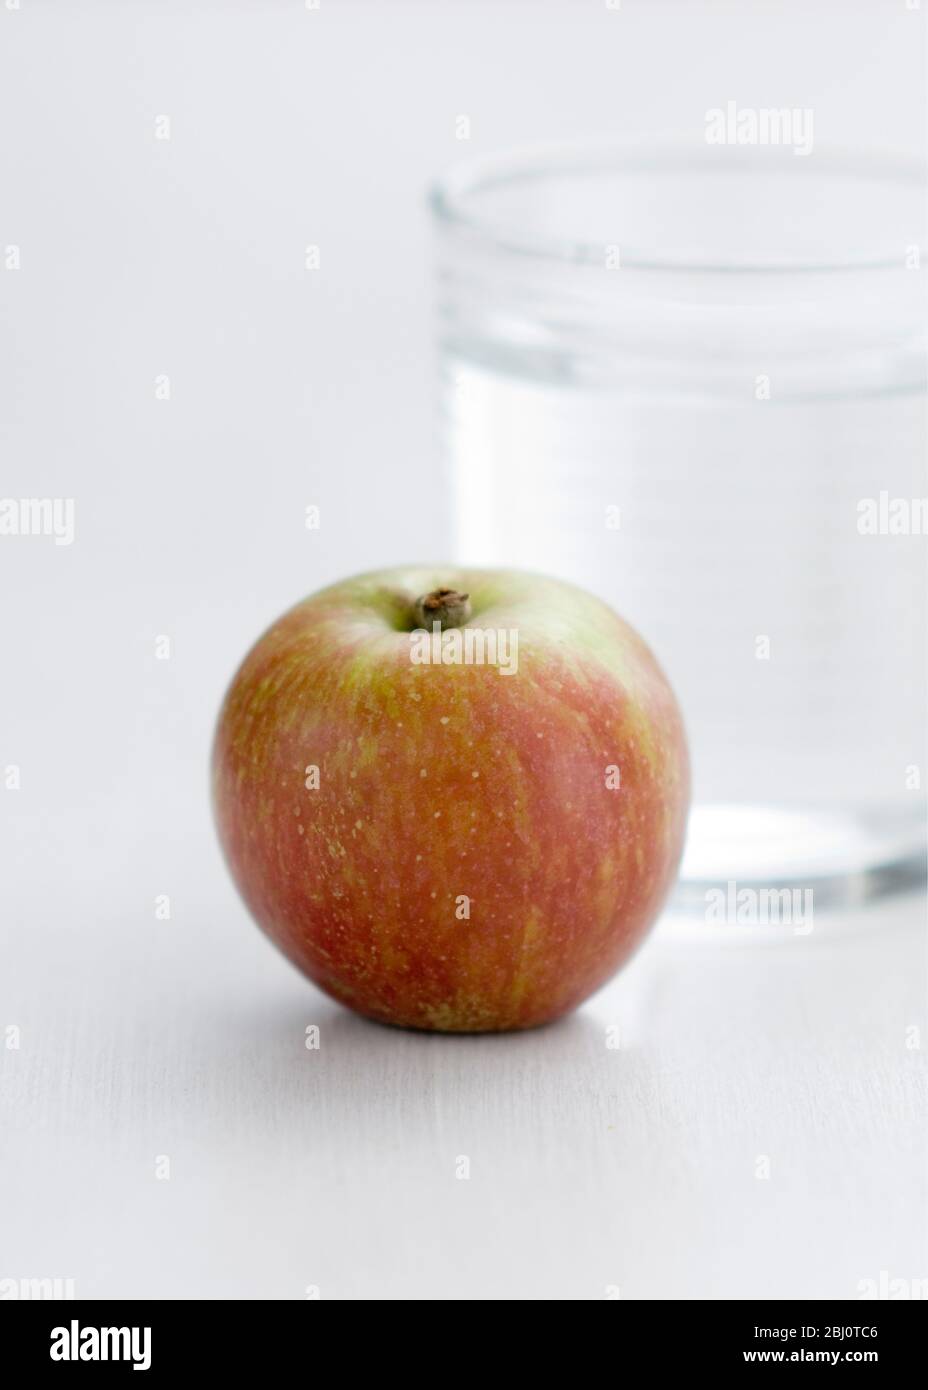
<box><xmin>2</xmin><ymin>836</ymin><xmax>924</xmax><ymax>1300</ymax></box>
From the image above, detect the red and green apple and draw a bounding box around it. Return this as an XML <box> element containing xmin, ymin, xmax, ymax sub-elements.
<box><xmin>212</xmin><ymin>567</ymin><xmax>689</xmax><ymax>1032</ymax></box>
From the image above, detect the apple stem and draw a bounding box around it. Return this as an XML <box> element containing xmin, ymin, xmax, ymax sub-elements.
<box><xmin>413</xmin><ymin>588</ymin><xmax>472</xmax><ymax>631</ymax></box>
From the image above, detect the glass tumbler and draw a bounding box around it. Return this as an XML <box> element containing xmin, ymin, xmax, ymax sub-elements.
<box><xmin>431</xmin><ymin>141</ymin><xmax>927</xmax><ymax>906</ymax></box>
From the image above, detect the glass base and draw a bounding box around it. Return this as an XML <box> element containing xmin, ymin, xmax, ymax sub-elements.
<box><xmin>673</xmin><ymin>803</ymin><xmax>927</xmax><ymax>913</ymax></box>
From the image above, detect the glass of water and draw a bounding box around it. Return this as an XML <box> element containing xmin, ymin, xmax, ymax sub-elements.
<box><xmin>431</xmin><ymin>140</ymin><xmax>927</xmax><ymax>906</ymax></box>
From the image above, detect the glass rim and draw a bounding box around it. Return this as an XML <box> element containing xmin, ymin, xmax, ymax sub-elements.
<box><xmin>429</xmin><ymin>137</ymin><xmax>927</xmax><ymax>275</ymax></box>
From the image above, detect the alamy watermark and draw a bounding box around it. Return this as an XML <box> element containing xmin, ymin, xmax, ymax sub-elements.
<box><xmin>0</xmin><ymin>1276</ymin><xmax>76</xmax><ymax>1300</ymax></box>
<box><xmin>50</xmin><ymin>1320</ymin><xmax>151</xmax><ymax>1371</ymax></box>
<box><xmin>705</xmin><ymin>880</ymin><xmax>813</xmax><ymax>934</ymax></box>
<box><xmin>409</xmin><ymin>623</ymin><xmax>519</xmax><ymax>677</ymax></box>
<box><xmin>0</xmin><ymin>497</ymin><xmax>74</xmax><ymax>546</ymax></box>
<box><xmin>857</xmin><ymin>1271</ymin><xmax>928</xmax><ymax>1300</ymax></box>
<box><xmin>857</xmin><ymin>492</ymin><xmax>927</xmax><ymax>536</ymax></box>
<box><xmin>705</xmin><ymin>101</ymin><xmax>814</xmax><ymax>157</ymax></box>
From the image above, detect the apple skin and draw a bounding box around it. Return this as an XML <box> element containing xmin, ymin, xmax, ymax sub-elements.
<box><xmin>212</xmin><ymin>567</ymin><xmax>689</xmax><ymax>1032</ymax></box>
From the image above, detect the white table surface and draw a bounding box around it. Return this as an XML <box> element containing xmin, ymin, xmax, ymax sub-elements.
<box><xmin>2</xmin><ymin>845</ymin><xmax>924</xmax><ymax>1300</ymax></box>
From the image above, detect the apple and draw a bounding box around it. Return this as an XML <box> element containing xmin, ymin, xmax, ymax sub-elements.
<box><xmin>212</xmin><ymin>567</ymin><xmax>689</xmax><ymax>1032</ymax></box>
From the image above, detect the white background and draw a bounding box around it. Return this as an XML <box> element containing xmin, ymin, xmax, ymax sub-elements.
<box><xmin>1</xmin><ymin>1</ymin><xmax>925</xmax><ymax>1300</ymax></box>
